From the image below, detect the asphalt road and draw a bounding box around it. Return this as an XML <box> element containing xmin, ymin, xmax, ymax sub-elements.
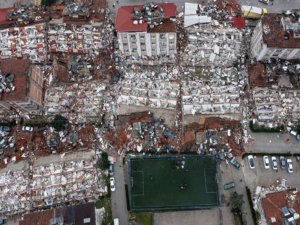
<box><xmin>245</xmin><ymin>131</ymin><xmax>300</xmax><ymax>154</ymax></box>
<box><xmin>111</xmin><ymin>157</ymin><xmax>129</xmax><ymax>225</ymax></box>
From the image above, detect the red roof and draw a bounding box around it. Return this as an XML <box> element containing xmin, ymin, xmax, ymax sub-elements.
<box><xmin>0</xmin><ymin>8</ymin><xmax>14</xmax><ymax>26</ymax></box>
<box><xmin>231</xmin><ymin>16</ymin><xmax>245</xmax><ymax>29</ymax></box>
<box><xmin>115</xmin><ymin>3</ymin><xmax>177</xmax><ymax>32</ymax></box>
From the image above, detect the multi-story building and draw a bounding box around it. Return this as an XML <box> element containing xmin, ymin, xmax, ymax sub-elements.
<box><xmin>115</xmin><ymin>3</ymin><xmax>177</xmax><ymax>58</ymax></box>
<box><xmin>0</xmin><ymin>23</ymin><xmax>47</xmax><ymax>63</ymax></box>
<box><xmin>0</xmin><ymin>59</ymin><xmax>45</xmax><ymax>116</ymax></box>
<box><xmin>251</xmin><ymin>12</ymin><xmax>300</xmax><ymax>61</ymax></box>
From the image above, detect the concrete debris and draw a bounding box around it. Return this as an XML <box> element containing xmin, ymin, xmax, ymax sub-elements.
<box><xmin>117</xmin><ymin>69</ymin><xmax>179</xmax><ymax>110</ymax></box>
<box><xmin>48</xmin><ymin>21</ymin><xmax>112</xmax><ymax>54</ymax></box>
<box><xmin>0</xmin><ymin>159</ymin><xmax>105</xmax><ymax>216</ymax></box>
<box><xmin>63</xmin><ymin>3</ymin><xmax>90</xmax><ymax>19</ymax></box>
<box><xmin>0</xmin><ymin>23</ymin><xmax>47</xmax><ymax>63</ymax></box>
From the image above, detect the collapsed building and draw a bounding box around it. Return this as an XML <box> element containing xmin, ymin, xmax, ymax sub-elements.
<box><xmin>0</xmin><ymin>23</ymin><xmax>47</xmax><ymax>62</ymax></box>
<box><xmin>116</xmin><ymin>3</ymin><xmax>177</xmax><ymax>60</ymax></box>
<box><xmin>117</xmin><ymin>68</ymin><xmax>179</xmax><ymax>111</ymax></box>
<box><xmin>44</xmin><ymin>81</ymin><xmax>108</xmax><ymax>122</ymax></box>
<box><xmin>182</xmin><ymin>3</ymin><xmax>246</xmax><ymax>116</ymax></box>
<box><xmin>251</xmin><ymin>11</ymin><xmax>300</xmax><ymax>61</ymax></box>
<box><xmin>0</xmin><ymin>159</ymin><xmax>105</xmax><ymax>216</ymax></box>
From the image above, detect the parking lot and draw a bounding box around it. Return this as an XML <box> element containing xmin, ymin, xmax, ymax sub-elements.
<box><xmin>242</xmin><ymin>156</ymin><xmax>300</xmax><ymax>192</ymax></box>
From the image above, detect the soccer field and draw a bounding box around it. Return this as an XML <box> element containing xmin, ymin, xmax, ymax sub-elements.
<box><xmin>128</xmin><ymin>155</ymin><xmax>219</xmax><ymax>211</ymax></box>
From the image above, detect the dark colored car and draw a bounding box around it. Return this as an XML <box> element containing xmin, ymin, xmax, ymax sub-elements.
<box><xmin>280</xmin><ymin>156</ymin><xmax>286</xmax><ymax>168</ymax></box>
<box><xmin>230</xmin><ymin>158</ymin><xmax>241</xmax><ymax>169</ymax></box>
<box><xmin>0</xmin><ymin>126</ymin><xmax>11</xmax><ymax>132</ymax></box>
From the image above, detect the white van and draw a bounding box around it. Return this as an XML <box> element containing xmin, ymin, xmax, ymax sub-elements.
<box><xmin>114</xmin><ymin>218</ymin><xmax>119</xmax><ymax>225</ymax></box>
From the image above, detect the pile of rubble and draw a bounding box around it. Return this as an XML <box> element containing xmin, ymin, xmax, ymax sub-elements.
<box><xmin>44</xmin><ymin>81</ymin><xmax>108</xmax><ymax>121</ymax></box>
<box><xmin>48</xmin><ymin>21</ymin><xmax>112</xmax><ymax>55</ymax></box>
<box><xmin>182</xmin><ymin>27</ymin><xmax>243</xmax><ymax>67</ymax></box>
<box><xmin>182</xmin><ymin>66</ymin><xmax>246</xmax><ymax>115</ymax></box>
<box><xmin>62</xmin><ymin>2</ymin><xmax>90</xmax><ymax>19</ymax></box>
<box><xmin>6</xmin><ymin>5</ymin><xmax>45</xmax><ymax>26</ymax></box>
<box><xmin>0</xmin><ymin>23</ymin><xmax>47</xmax><ymax>62</ymax></box>
<box><xmin>0</xmin><ymin>159</ymin><xmax>106</xmax><ymax>216</ymax></box>
<box><xmin>117</xmin><ymin>69</ymin><xmax>179</xmax><ymax>110</ymax></box>
<box><xmin>252</xmin><ymin>88</ymin><xmax>300</xmax><ymax>124</ymax></box>
<box><xmin>106</xmin><ymin>112</ymin><xmax>177</xmax><ymax>153</ymax></box>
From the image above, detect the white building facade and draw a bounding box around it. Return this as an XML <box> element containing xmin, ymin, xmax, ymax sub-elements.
<box><xmin>251</xmin><ymin>13</ymin><xmax>300</xmax><ymax>61</ymax></box>
<box><xmin>117</xmin><ymin>32</ymin><xmax>176</xmax><ymax>57</ymax></box>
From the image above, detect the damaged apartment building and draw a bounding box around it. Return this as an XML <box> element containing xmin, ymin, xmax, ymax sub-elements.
<box><xmin>251</xmin><ymin>10</ymin><xmax>300</xmax><ymax>61</ymax></box>
<box><xmin>0</xmin><ymin>159</ymin><xmax>106</xmax><ymax>216</ymax></box>
<box><xmin>0</xmin><ymin>23</ymin><xmax>47</xmax><ymax>63</ymax></box>
<box><xmin>0</xmin><ymin>59</ymin><xmax>45</xmax><ymax>117</ymax></box>
<box><xmin>117</xmin><ymin>68</ymin><xmax>179</xmax><ymax>112</ymax></box>
<box><xmin>116</xmin><ymin>3</ymin><xmax>177</xmax><ymax>61</ymax></box>
<box><xmin>181</xmin><ymin>3</ymin><xmax>246</xmax><ymax>116</ymax></box>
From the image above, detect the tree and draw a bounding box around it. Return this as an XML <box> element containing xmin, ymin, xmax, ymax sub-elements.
<box><xmin>98</xmin><ymin>152</ymin><xmax>109</xmax><ymax>170</ymax></box>
<box><xmin>230</xmin><ymin>192</ymin><xmax>244</xmax><ymax>211</ymax></box>
<box><xmin>51</xmin><ymin>115</ymin><xmax>68</xmax><ymax>132</ymax></box>
<box><xmin>41</xmin><ymin>0</ymin><xmax>57</xmax><ymax>6</ymax></box>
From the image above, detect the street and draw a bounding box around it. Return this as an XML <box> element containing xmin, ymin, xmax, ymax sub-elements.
<box><xmin>245</xmin><ymin>131</ymin><xmax>300</xmax><ymax>154</ymax></box>
<box><xmin>111</xmin><ymin>157</ymin><xmax>129</xmax><ymax>225</ymax></box>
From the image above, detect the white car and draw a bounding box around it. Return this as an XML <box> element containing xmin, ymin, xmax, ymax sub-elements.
<box><xmin>287</xmin><ymin>159</ymin><xmax>293</xmax><ymax>173</ymax></box>
<box><xmin>263</xmin><ymin>156</ymin><xmax>270</xmax><ymax>169</ymax></box>
<box><xmin>110</xmin><ymin>177</ymin><xmax>116</xmax><ymax>192</ymax></box>
<box><xmin>271</xmin><ymin>156</ymin><xmax>278</xmax><ymax>170</ymax></box>
<box><xmin>248</xmin><ymin>155</ymin><xmax>255</xmax><ymax>169</ymax></box>
<box><xmin>22</xmin><ymin>126</ymin><xmax>33</xmax><ymax>132</ymax></box>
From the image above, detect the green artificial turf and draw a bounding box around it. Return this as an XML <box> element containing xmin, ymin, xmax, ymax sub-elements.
<box><xmin>129</xmin><ymin>155</ymin><xmax>219</xmax><ymax>211</ymax></box>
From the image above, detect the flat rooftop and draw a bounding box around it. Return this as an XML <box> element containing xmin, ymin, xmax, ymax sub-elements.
<box><xmin>262</xmin><ymin>189</ymin><xmax>300</xmax><ymax>225</ymax></box>
<box><xmin>0</xmin><ymin>59</ymin><xmax>30</xmax><ymax>101</ymax></box>
<box><xmin>115</xmin><ymin>3</ymin><xmax>177</xmax><ymax>32</ymax></box>
<box><xmin>262</xmin><ymin>13</ymin><xmax>300</xmax><ymax>48</ymax></box>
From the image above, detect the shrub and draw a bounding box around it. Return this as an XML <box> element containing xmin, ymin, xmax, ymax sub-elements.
<box><xmin>98</xmin><ymin>152</ymin><xmax>109</xmax><ymax>170</ymax></box>
<box><xmin>51</xmin><ymin>115</ymin><xmax>68</xmax><ymax>132</ymax></box>
<box><xmin>249</xmin><ymin>120</ymin><xmax>284</xmax><ymax>133</ymax></box>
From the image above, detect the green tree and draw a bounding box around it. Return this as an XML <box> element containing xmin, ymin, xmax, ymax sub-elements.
<box><xmin>51</xmin><ymin>115</ymin><xmax>68</xmax><ymax>132</ymax></box>
<box><xmin>98</xmin><ymin>152</ymin><xmax>109</xmax><ymax>170</ymax></box>
<box><xmin>230</xmin><ymin>192</ymin><xmax>244</xmax><ymax>211</ymax></box>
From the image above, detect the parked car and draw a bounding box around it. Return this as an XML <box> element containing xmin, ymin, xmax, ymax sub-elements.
<box><xmin>271</xmin><ymin>156</ymin><xmax>278</xmax><ymax>170</ymax></box>
<box><xmin>287</xmin><ymin>159</ymin><xmax>293</xmax><ymax>173</ymax></box>
<box><xmin>248</xmin><ymin>155</ymin><xmax>255</xmax><ymax>169</ymax></box>
<box><xmin>280</xmin><ymin>156</ymin><xmax>287</xmax><ymax>169</ymax></box>
<box><xmin>258</xmin><ymin>0</ymin><xmax>269</xmax><ymax>4</ymax></box>
<box><xmin>224</xmin><ymin>181</ymin><xmax>235</xmax><ymax>190</ymax></box>
<box><xmin>230</xmin><ymin>158</ymin><xmax>241</xmax><ymax>169</ymax></box>
<box><xmin>109</xmin><ymin>163</ymin><xmax>114</xmax><ymax>177</ymax></box>
<box><xmin>0</xmin><ymin>126</ymin><xmax>11</xmax><ymax>132</ymax></box>
<box><xmin>110</xmin><ymin>177</ymin><xmax>116</xmax><ymax>192</ymax></box>
<box><xmin>263</xmin><ymin>156</ymin><xmax>270</xmax><ymax>169</ymax></box>
<box><xmin>296</xmin><ymin>156</ymin><xmax>300</xmax><ymax>162</ymax></box>
<box><xmin>22</xmin><ymin>126</ymin><xmax>33</xmax><ymax>132</ymax></box>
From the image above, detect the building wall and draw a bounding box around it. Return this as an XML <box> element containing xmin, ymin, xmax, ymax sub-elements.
<box><xmin>251</xmin><ymin>21</ymin><xmax>300</xmax><ymax>61</ymax></box>
<box><xmin>29</xmin><ymin>65</ymin><xmax>44</xmax><ymax>106</ymax></box>
<box><xmin>118</xmin><ymin>32</ymin><xmax>177</xmax><ymax>57</ymax></box>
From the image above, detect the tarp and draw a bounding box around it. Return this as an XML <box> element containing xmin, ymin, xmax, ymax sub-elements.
<box><xmin>241</xmin><ymin>5</ymin><xmax>267</xmax><ymax>19</ymax></box>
